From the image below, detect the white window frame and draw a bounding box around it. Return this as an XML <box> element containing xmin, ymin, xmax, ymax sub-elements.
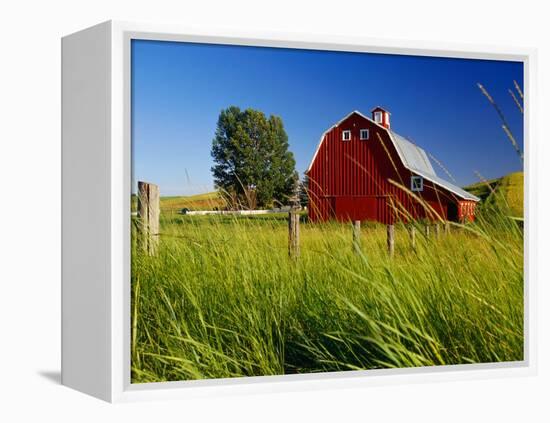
<box><xmin>411</xmin><ymin>175</ymin><xmax>424</xmax><ymax>192</ymax></box>
<box><xmin>359</xmin><ymin>129</ymin><xmax>369</xmax><ymax>140</ymax></box>
<box><xmin>374</xmin><ymin>111</ymin><xmax>383</xmax><ymax>123</ymax></box>
<box><xmin>342</xmin><ymin>130</ymin><xmax>351</xmax><ymax>141</ymax></box>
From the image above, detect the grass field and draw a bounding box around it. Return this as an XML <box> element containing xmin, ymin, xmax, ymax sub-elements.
<box><xmin>130</xmin><ymin>194</ymin><xmax>524</xmax><ymax>383</ymax></box>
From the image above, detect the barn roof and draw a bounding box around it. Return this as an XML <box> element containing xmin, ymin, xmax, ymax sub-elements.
<box><xmin>388</xmin><ymin>131</ymin><xmax>479</xmax><ymax>201</ymax></box>
<box><xmin>306</xmin><ymin>110</ymin><xmax>480</xmax><ymax>202</ymax></box>
<box><xmin>410</xmin><ymin>168</ymin><xmax>480</xmax><ymax>201</ymax></box>
<box><xmin>389</xmin><ymin>130</ymin><xmax>436</xmax><ymax>176</ymax></box>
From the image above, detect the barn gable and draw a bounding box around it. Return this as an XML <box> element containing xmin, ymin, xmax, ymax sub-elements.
<box><xmin>306</xmin><ymin>110</ymin><xmax>479</xmax><ymax>202</ymax></box>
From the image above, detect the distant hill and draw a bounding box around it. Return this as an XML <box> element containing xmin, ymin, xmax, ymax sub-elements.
<box><xmin>131</xmin><ymin>191</ymin><xmax>226</xmax><ymax>213</ymax></box>
<box><xmin>464</xmin><ymin>171</ymin><xmax>523</xmax><ymax>217</ymax></box>
<box><xmin>159</xmin><ymin>192</ymin><xmax>225</xmax><ymax>213</ymax></box>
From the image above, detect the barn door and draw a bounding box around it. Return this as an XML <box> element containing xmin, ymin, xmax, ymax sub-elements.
<box><xmin>353</xmin><ymin>197</ymin><xmax>377</xmax><ymax>221</ymax></box>
<box><xmin>334</xmin><ymin>196</ymin><xmax>377</xmax><ymax>222</ymax></box>
<box><xmin>448</xmin><ymin>202</ymin><xmax>458</xmax><ymax>222</ymax></box>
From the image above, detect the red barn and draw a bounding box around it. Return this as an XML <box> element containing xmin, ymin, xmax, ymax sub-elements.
<box><xmin>305</xmin><ymin>108</ymin><xmax>480</xmax><ymax>224</ymax></box>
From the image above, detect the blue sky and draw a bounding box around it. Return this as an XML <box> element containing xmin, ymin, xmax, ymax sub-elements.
<box><xmin>132</xmin><ymin>39</ymin><xmax>524</xmax><ymax>196</ymax></box>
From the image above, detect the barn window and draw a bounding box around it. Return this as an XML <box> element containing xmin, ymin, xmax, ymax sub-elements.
<box><xmin>411</xmin><ymin>175</ymin><xmax>423</xmax><ymax>192</ymax></box>
<box><xmin>374</xmin><ymin>111</ymin><xmax>383</xmax><ymax>124</ymax></box>
<box><xmin>342</xmin><ymin>130</ymin><xmax>351</xmax><ymax>141</ymax></box>
<box><xmin>360</xmin><ymin>129</ymin><xmax>369</xmax><ymax>140</ymax></box>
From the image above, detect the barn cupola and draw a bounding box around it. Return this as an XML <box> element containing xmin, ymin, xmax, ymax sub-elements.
<box><xmin>371</xmin><ymin>106</ymin><xmax>391</xmax><ymax>129</ymax></box>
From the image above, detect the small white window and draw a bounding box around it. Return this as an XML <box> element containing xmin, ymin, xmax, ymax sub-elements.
<box><xmin>342</xmin><ymin>130</ymin><xmax>351</xmax><ymax>141</ymax></box>
<box><xmin>360</xmin><ymin>129</ymin><xmax>369</xmax><ymax>140</ymax></box>
<box><xmin>374</xmin><ymin>111</ymin><xmax>383</xmax><ymax>123</ymax></box>
<box><xmin>411</xmin><ymin>175</ymin><xmax>423</xmax><ymax>192</ymax></box>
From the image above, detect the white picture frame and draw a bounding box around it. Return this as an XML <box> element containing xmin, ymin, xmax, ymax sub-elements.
<box><xmin>61</xmin><ymin>20</ymin><xmax>537</xmax><ymax>403</ymax></box>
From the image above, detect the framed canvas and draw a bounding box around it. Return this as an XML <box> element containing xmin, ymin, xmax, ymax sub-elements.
<box><xmin>61</xmin><ymin>20</ymin><xmax>537</xmax><ymax>402</ymax></box>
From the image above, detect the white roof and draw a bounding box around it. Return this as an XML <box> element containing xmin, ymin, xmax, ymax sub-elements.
<box><xmin>306</xmin><ymin>110</ymin><xmax>480</xmax><ymax>202</ymax></box>
<box><xmin>410</xmin><ymin>168</ymin><xmax>480</xmax><ymax>201</ymax></box>
<box><xmin>389</xmin><ymin>130</ymin><xmax>436</xmax><ymax>176</ymax></box>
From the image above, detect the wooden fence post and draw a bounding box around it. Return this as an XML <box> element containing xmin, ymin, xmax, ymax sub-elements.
<box><xmin>444</xmin><ymin>221</ymin><xmax>450</xmax><ymax>235</ymax></box>
<box><xmin>288</xmin><ymin>210</ymin><xmax>300</xmax><ymax>259</ymax></box>
<box><xmin>352</xmin><ymin>220</ymin><xmax>361</xmax><ymax>254</ymax></box>
<box><xmin>137</xmin><ymin>181</ymin><xmax>160</xmax><ymax>256</ymax></box>
<box><xmin>387</xmin><ymin>224</ymin><xmax>395</xmax><ymax>257</ymax></box>
<box><xmin>424</xmin><ymin>224</ymin><xmax>430</xmax><ymax>238</ymax></box>
<box><xmin>410</xmin><ymin>225</ymin><xmax>416</xmax><ymax>249</ymax></box>
<box><xmin>435</xmin><ymin>223</ymin><xmax>441</xmax><ymax>239</ymax></box>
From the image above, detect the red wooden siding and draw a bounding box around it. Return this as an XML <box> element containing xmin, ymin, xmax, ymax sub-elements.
<box><xmin>458</xmin><ymin>200</ymin><xmax>476</xmax><ymax>222</ymax></box>
<box><xmin>307</xmin><ymin>112</ymin><xmax>473</xmax><ymax>224</ymax></box>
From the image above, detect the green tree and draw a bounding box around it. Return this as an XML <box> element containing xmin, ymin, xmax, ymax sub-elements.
<box><xmin>211</xmin><ymin>107</ymin><xmax>297</xmax><ymax>208</ymax></box>
<box><xmin>299</xmin><ymin>175</ymin><xmax>309</xmax><ymax>208</ymax></box>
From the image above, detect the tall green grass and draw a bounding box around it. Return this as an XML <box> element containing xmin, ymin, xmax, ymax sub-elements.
<box><xmin>131</xmin><ymin>202</ymin><xmax>523</xmax><ymax>383</ymax></box>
